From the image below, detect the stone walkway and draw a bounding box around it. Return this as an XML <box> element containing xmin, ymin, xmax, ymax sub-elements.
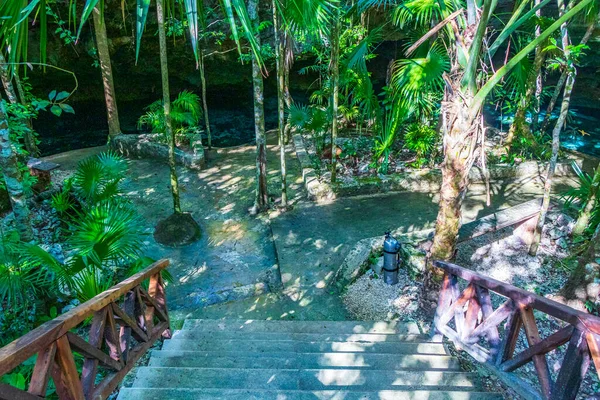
<box><xmin>45</xmin><ymin>134</ymin><xmax>580</xmax><ymax>325</ymax></box>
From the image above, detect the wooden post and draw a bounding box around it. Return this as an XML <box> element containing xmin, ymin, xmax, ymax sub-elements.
<box><xmin>80</xmin><ymin>309</ymin><xmax>107</xmax><ymax>398</ymax></box>
<box><xmin>53</xmin><ymin>336</ymin><xmax>85</xmax><ymax>400</ymax></box>
<box><xmin>28</xmin><ymin>343</ymin><xmax>57</xmax><ymax>396</ymax></box>
<box><xmin>497</xmin><ymin>308</ymin><xmax>522</xmax><ymax>365</ymax></box>
<box><xmin>551</xmin><ymin>329</ymin><xmax>590</xmax><ymax>400</ymax></box>
<box><xmin>432</xmin><ymin>272</ymin><xmax>452</xmax><ymax>340</ymax></box>
<box><xmin>520</xmin><ymin>306</ymin><xmax>552</xmax><ymax>398</ymax></box>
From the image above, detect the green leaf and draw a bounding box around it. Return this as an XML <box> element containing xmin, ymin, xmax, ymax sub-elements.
<box><xmin>48</xmin><ymin>90</ymin><xmax>57</xmax><ymax>100</ymax></box>
<box><xmin>55</xmin><ymin>91</ymin><xmax>70</xmax><ymax>101</ymax></box>
<box><xmin>183</xmin><ymin>0</ymin><xmax>199</xmax><ymax>65</ymax></box>
<box><xmin>77</xmin><ymin>0</ymin><xmax>101</xmax><ymax>39</ymax></box>
<box><xmin>136</xmin><ymin>0</ymin><xmax>152</xmax><ymax>63</ymax></box>
<box><xmin>60</xmin><ymin>104</ymin><xmax>75</xmax><ymax>114</ymax></box>
<box><xmin>50</xmin><ymin>105</ymin><xmax>63</xmax><ymax>116</ymax></box>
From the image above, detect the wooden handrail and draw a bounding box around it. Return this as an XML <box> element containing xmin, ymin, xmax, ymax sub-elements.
<box><xmin>433</xmin><ymin>260</ymin><xmax>600</xmax><ymax>400</ymax></box>
<box><xmin>0</xmin><ymin>259</ymin><xmax>171</xmax><ymax>400</ymax></box>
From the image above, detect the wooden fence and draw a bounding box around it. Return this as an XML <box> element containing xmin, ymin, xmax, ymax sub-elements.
<box><xmin>433</xmin><ymin>260</ymin><xmax>600</xmax><ymax>400</ymax></box>
<box><xmin>0</xmin><ymin>259</ymin><xmax>171</xmax><ymax>400</ymax></box>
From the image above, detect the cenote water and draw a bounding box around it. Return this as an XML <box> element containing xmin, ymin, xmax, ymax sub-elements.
<box><xmin>484</xmin><ymin>105</ymin><xmax>600</xmax><ymax>158</ymax></box>
<box><xmin>33</xmin><ymin>87</ymin><xmax>282</xmax><ymax>156</ymax></box>
<box><xmin>35</xmin><ymin>89</ymin><xmax>600</xmax><ymax>158</ymax></box>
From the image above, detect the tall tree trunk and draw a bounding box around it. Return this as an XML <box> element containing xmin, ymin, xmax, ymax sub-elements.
<box><xmin>430</xmin><ymin>91</ymin><xmax>479</xmax><ymax>264</ymax></box>
<box><xmin>283</xmin><ymin>32</ymin><xmax>293</xmax><ymax>143</ymax></box>
<box><xmin>572</xmin><ymin>164</ymin><xmax>600</xmax><ymax>236</ymax></box>
<box><xmin>199</xmin><ymin>49</ymin><xmax>211</xmax><ymax>149</ymax></box>
<box><xmin>330</xmin><ymin>10</ymin><xmax>340</xmax><ymax>183</ymax></box>
<box><xmin>157</xmin><ymin>0</ymin><xmax>181</xmax><ymax>214</ymax></box>
<box><xmin>531</xmin><ymin>0</ymin><xmax>543</xmax><ymax>133</ymax></box>
<box><xmin>429</xmin><ymin>0</ymin><xmax>492</xmax><ymax>272</ymax></box>
<box><xmin>248</xmin><ymin>0</ymin><xmax>268</xmax><ymax>213</ymax></box>
<box><xmin>92</xmin><ymin>7</ymin><xmax>121</xmax><ymax>139</ymax></box>
<box><xmin>529</xmin><ymin>0</ymin><xmax>575</xmax><ymax>255</ymax></box>
<box><xmin>540</xmin><ymin>71</ymin><xmax>567</xmax><ymax>132</ymax></box>
<box><xmin>0</xmin><ymin>53</ymin><xmax>37</xmax><ymax>155</ymax></box>
<box><xmin>272</xmin><ymin>0</ymin><xmax>287</xmax><ymax>208</ymax></box>
<box><xmin>0</xmin><ymin>96</ymin><xmax>33</xmax><ymax>242</ymax></box>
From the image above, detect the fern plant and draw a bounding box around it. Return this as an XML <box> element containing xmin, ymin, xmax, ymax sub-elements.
<box><xmin>403</xmin><ymin>123</ymin><xmax>438</xmax><ymax>168</ymax></box>
<box><xmin>138</xmin><ymin>90</ymin><xmax>202</xmax><ymax>146</ymax></box>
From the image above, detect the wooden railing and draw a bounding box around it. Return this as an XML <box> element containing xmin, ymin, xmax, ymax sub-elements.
<box><xmin>0</xmin><ymin>259</ymin><xmax>171</xmax><ymax>400</ymax></box>
<box><xmin>433</xmin><ymin>260</ymin><xmax>600</xmax><ymax>400</ymax></box>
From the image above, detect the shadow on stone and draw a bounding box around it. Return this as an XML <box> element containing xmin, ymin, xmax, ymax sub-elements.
<box><xmin>154</xmin><ymin>212</ymin><xmax>201</xmax><ymax>247</ymax></box>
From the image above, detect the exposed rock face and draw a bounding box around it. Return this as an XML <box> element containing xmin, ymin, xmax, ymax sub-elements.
<box><xmin>110</xmin><ymin>133</ymin><xmax>205</xmax><ymax>170</ymax></box>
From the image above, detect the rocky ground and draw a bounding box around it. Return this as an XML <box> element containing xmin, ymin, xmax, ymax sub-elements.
<box><xmin>341</xmin><ymin>208</ymin><xmax>599</xmax><ymax>398</ymax></box>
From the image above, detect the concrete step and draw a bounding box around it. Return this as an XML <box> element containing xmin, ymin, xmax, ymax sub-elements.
<box><xmin>171</xmin><ymin>330</ymin><xmax>430</xmax><ymax>343</ymax></box>
<box><xmin>149</xmin><ymin>350</ymin><xmax>462</xmax><ymax>370</ymax></box>
<box><xmin>161</xmin><ymin>338</ymin><xmax>447</xmax><ymax>355</ymax></box>
<box><xmin>131</xmin><ymin>367</ymin><xmax>482</xmax><ymax>391</ymax></box>
<box><xmin>118</xmin><ymin>388</ymin><xmax>503</xmax><ymax>400</ymax></box>
<box><xmin>182</xmin><ymin>319</ymin><xmax>421</xmax><ymax>334</ymax></box>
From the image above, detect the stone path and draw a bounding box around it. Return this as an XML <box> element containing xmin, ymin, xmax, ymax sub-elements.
<box><xmin>45</xmin><ymin>135</ymin><xmax>580</xmax><ymax>325</ymax></box>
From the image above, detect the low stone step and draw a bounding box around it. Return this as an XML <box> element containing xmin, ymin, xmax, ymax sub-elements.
<box><xmin>131</xmin><ymin>367</ymin><xmax>481</xmax><ymax>391</ymax></box>
<box><xmin>149</xmin><ymin>350</ymin><xmax>462</xmax><ymax>370</ymax></box>
<box><xmin>182</xmin><ymin>319</ymin><xmax>420</xmax><ymax>334</ymax></box>
<box><xmin>118</xmin><ymin>388</ymin><xmax>503</xmax><ymax>400</ymax></box>
<box><xmin>171</xmin><ymin>330</ymin><xmax>430</xmax><ymax>343</ymax></box>
<box><xmin>161</xmin><ymin>338</ymin><xmax>447</xmax><ymax>355</ymax></box>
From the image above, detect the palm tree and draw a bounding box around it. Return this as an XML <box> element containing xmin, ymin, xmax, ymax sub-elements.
<box><xmin>330</xmin><ymin>5</ymin><xmax>341</xmax><ymax>183</ymax></box>
<box><xmin>273</xmin><ymin>0</ymin><xmax>288</xmax><ymax>208</ymax></box>
<box><xmin>92</xmin><ymin>5</ymin><xmax>122</xmax><ymax>139</ymax></box>
<box><xmin>156</xmin><ymin>0</ymin><xmax>182</xmax><ymax>214</ymax></box>
<box><xmin>396</xmin><ymin>0</ymin><xmax>593</xmax><ymax>270</ymax></box>
<box><xmin>0</xmin><ymin>95</ymin><xmax>33</xmax><ymax>242</ymax></box>
<box><xmin>133</xmin><ymin>0</ymin><xmax>184</xmax><ymax>214</ymax></box>
<box><xmin>248</xmin><ymin>0</ymin><xmax>269</xmax><ymax>213</ymax></box>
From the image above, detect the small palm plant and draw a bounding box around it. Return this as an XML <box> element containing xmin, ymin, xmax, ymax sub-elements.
<box><xmin>42</xmin><ymin>151</ymin><xmax>147</xmax><ymax>302</ymax></box>
<box><xmin>138</xmin><ymin>90</ymin><xmax>202</xmax><ymax>146</ymax></box>
<box><xmin>403</xmin><ymin>123</ymin><xmax>438</xmax><ymax>168</ymax></box>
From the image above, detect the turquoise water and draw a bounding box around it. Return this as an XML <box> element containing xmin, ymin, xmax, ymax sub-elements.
<box><xmin>485</xmin><ymin>105</ymin><xmax>600</xmax><ymax>157</ymax></box>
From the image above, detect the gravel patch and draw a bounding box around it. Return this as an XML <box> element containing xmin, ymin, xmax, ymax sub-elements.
<box><xmin>343</xmin><ymin>269</ymin><xmax>421</xmax><ymax>321</ymax></box>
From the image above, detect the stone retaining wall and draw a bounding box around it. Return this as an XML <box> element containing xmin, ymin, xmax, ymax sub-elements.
<box><xmin>293</xmin><ymin>133</ymin><xmax>581</xmax><ymax>202</ymax></box>
<box><xmin>110</xmin><ymin>133</ymin><xmax>205</xmax><ymax>170</ymax></box>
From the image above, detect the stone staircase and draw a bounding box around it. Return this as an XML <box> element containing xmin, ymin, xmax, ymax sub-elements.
<box><xmin>117</xmin><ymin>319</ymin><xmax>502</xmax><ymax>400</ymax></box>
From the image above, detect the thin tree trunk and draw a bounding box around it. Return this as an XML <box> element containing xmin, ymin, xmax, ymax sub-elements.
<box><xmin>249</xmin><ymin>0</ymin><xmax>268</xmax><ymax>213</ymax></box>
<box><xmin>199</xmin><ymin>49</ymin><xmax>211</xmax><ymax>149</ymax></box>
<box><xmin>330</xmin><ymin>10</ymin><xmax>340</xmax><ymax>183</ymax></box>
<box><xmin>273</xmin><ymin>0</ymin><xmax>287</xmax><ymax>208</ymax></box>
<box><xmin>531</xmin><ymin>0</ymin><xmax>543</xmax><ymax>133</ymax></box>
<box><xmin>0</xmin><ymin>53</ymin><xmax>37</xmax><ymax>155</ymax></box>
<box><xmin>540</xmin><ymin>71</ymin><xmax>567</xmax><ymax>132</ymax></box>
<box><xmin>572</xmin><ymin>164</ymin><xmax>600</xmax><ymax>236</ymax></box>
<box><xmin>0</xmin><ymin>96</ymin><xmax>33</xmax><ymax>242</ymax></box>
<box><xmin>92</xmin><ymin>7</ymin><xmax>121</xmax><ymax>139</ymax></box>
<box><xmin>283</xmin><ymin>32</ymin><xmax>293</xmax><ymax>143</ymax></box>
<box><xmin>157</xmin><ymin>0</ymin><xmax>181</xmax><ymax>214</ymax></box>
<box><xmin>529</xmin><ymin>0</ymin><xmax>576</xmax><ymax>255</ymax></box>
<box><xmin>540</xmin><ymin>17</ymin><xmax>596</xmax><ymax>133</ymax></box>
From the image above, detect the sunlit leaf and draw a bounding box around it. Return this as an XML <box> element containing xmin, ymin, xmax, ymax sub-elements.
<box><xmin>136</xmin><ymin>0</ymin><xmax>152</xmax><ymax>63</ymax></box>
